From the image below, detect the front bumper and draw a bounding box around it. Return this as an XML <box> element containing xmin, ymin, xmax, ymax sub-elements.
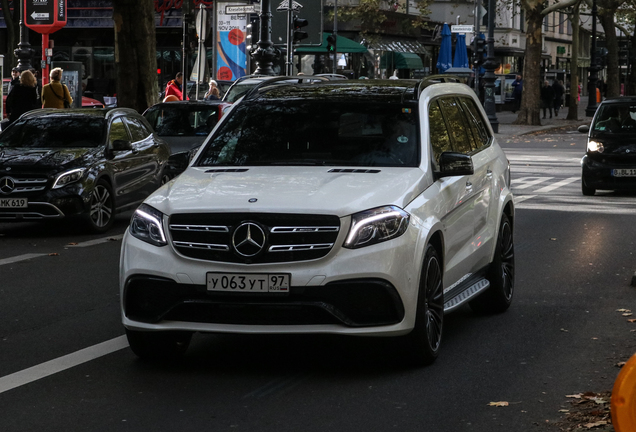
<box><xmin>0</xmin><ymin>183</ymin><xmax>88</xmax><ymax>221</ymax></box>
<box><xmin>582</xmin><ymin>154</ymin><xmax>636</xmax><ymax>191</ymax></box>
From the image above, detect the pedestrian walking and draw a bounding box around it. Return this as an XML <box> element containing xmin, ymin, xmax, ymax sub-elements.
<box><xmin>204</xmin><ymin>80</ymin><xmax>220</xmax><ymax>101</ymax></box>
<box><xmin>7</xmin><ymin>67</ymin><xmax>20</xmax><ymax>94</ymax></box>
<box><xmin>41</xmin><ymin>67</ymin><xmax>73</xmax><ymax>109</ymax></box>
<box><xmin>5</xmin><ymin>70</ymin><xmax>40</xmax><ymax>124</ymax></box>
<box><xmin>511</xmin><ymin>75</ymin><xmax>523</xmax><ymax>113</ymax></box>
<box><xmin>540</xmin><ymin>80</ymin><xmax>555</xmax><ymax>119</ymax></box>
<box><xmin>552</xmin><ymin>79</ymin><xmax>565</xmax><ymax>117</ymax></box>
<box><xmin>165</xmin><ymin>72</ymin><xmax>186</xmax><ymax>100</ymax></box>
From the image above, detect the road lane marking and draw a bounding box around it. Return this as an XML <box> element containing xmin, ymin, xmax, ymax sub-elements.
<box><xmin>0</xmin><ymin>253</ymin><xmax>48</xmax><ymax>267</ymax></box>
<box><xmin>534</xmin><ymin>176</ymin><xmax>579</xmax><ymax>193</ymax></box>
<box><xmin>66</xmin><ymin>234</ymin><xmax>124</xmax><ymax>248</ymax></box>
<box><xmin>0</xmin><ymin>336</ymin><xmax>128</xmax><ymax>395</ymax></box>
<box><xmin>512</xmin><ymin>177</ymin><xmax>554</xmax><ymax>189</ymax></box>
<box><xmin>514</xmin><ymin>195</ymin><xmax>536</xmax><ymax>204</ymax></box>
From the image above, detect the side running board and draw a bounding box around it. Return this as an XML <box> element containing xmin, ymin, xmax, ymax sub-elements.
<box><xmin>443</xmin><ymin>278</ymin><xmax>490</xmax><ymax>313</ymax></box>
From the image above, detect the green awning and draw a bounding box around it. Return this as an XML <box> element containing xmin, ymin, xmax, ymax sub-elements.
<box><xmin>380</xmin><ymin>52</ymin><xmax>424</xmax><ymax>69</ymax></box>
<box><xmin>295</xmin><ymin>33</ymin><xmax>368</xmax><ymax>54</ymax></box>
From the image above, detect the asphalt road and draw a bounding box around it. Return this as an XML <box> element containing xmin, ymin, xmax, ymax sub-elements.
<box><xmin>1</xmin><ymin>130</ymin><xmax>635</xmax><ymax>431</ymax></box>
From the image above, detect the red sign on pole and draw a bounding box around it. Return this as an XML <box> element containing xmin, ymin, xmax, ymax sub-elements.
<box><xmin>24</xmin><ymin>0</ymin><xmax>67</xmax><ymax>35</ymax></box>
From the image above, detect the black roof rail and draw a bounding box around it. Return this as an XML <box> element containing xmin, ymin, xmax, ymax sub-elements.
<box><xmin>417</xmin><ymin>75</ymin><xmax>465</xmax><ymax>98</ymax></box>
<box><xmin>242</xmin><ymin>75</ymin><xmax>330</xmax><ymax>100</ymax></box>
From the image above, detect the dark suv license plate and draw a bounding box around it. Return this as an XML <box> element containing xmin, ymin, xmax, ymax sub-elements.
<box><xmin>0</xmin><ymin>198</ymin><xmax>28</xmax><ymax>208</ymax></box>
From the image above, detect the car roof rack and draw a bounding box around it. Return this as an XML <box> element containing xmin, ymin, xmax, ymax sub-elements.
<box><xmin>417</xmin><ymin>75</ymin><xmax>465</xmax><ymax>98</ymax></box>
<box><xmin>241</xmin><ymin>75</ymin><xmax>330</xmax><ymax>101</ymax></box>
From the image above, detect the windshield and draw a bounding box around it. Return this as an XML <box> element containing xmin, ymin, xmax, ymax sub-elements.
<box><xmin>592</xmin><ymin>103</ymin><xmax>636</xmax><ymax>134</ymax></box>
<box><xmin>144</xmin><ymin>106</ymin><xmax>221</xmax><ymax>137</ymax></box>
<box><xmin>223</xmin><ymin>82</ymin><xmax>258</xmax><ymax>103</ymax></box>
<box><xmin>196</xmin><ymin>100</ymin><xmax>419</xmax><ymax>167</ymax></box>
<box><xmin>0</xmin><ymin>117</ymin><xmax>106</xmax><ymax>148</ymax></box>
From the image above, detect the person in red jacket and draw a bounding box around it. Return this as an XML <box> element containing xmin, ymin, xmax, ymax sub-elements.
<box><xmin>165</xmin><ymin>72</ymin><xmax>186</xmax><ymax>100</ymax></box>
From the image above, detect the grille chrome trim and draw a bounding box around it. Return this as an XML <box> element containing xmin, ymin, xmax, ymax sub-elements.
<box><xmin>170</xmin><ymin>224</ymin><xmax>229</xmax><ymax>232</ymax></box>
<box><xmin>173</xmin><ymin>241</ymin><xmax>230</xmax><ymax>251</ymax></box>
<box><xmin>0</xmin><ymin>177</ymin><xmax>48</xmax><ymax>195</ymax></box>
<box><xmin>269</xmin><ymin>243</ymin><xmax>334</xmax><ymax>252</ymax></box>
<box><xmin>271</xmin><ymin>226</ymin><xmax>339</xmax><ymax>233</ymax></box>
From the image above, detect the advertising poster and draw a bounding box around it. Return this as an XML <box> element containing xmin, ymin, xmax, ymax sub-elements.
<box><xmin>216</xmin><ymin>5</ymin><xmax>248</xmax><ymax>81</ymax></box>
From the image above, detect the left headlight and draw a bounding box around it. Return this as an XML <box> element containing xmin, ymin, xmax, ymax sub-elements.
<box><xmin>130</xmin><ymin>204</ymin><xmax>167</xmax><ymax>247</ymax></box>
<box><xmin>52</xmin><ymin>168</ymin><xmax>85</xmax><ymax>189</ymax></box>
<box><xmin>344</xmin><ymin>206</ymin><xmax>410</xmax><ymax>249</ymax></box>
<box><xmin>587</xmin><ymin>140</ymin><xmax>604</xmax><ymax>153</ymax></box>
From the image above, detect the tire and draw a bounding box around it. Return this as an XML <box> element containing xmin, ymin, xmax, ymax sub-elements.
<box><xmin>403</xmin><ymin>244</ymin><xmax>444</xmax><ymax>366</ymax></box>
<box><xmin>470</xmin><ymin>213</ymin><xmax>514</xmax><ymax>314</ymax></box>
<box><xmin>126</xmin><ymin>329</ymin><xmax>192</xmax><ymax>361</ymax></box>
<box><xmin>85</xmin><ymin>180</ymin><xmax>115</xmax><ymax>233</ymax></box>
<box><xmin>582</xmin><ymin>177</ymin><xmax>596</xmax><ymax>196</ymax></box>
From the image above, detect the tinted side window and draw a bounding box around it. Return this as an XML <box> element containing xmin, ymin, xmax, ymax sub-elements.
<box><xmin>460</xmin><ymin>97</ymin><xmax>491</xmax><ymax>149</ymax></box>
<box><xmin>124</xmin><ymin>117</ymin><xmax>151</xmax><ymax>142</ymax></box>
<box><xmin>438</xmin><ymin>97</ymin><xmax>472</xmax><ymax>155</ymax></box>
<box><xmin>109</xmin><ymin>117</ymin><xmax>131</xmax><ymax>145</ymax></box>
<box><xmin>428</xmin><ymin>100</ymin><xmax>452</xmax><ymax>166</ymax></box>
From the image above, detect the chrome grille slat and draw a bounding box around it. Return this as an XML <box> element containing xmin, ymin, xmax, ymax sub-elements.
<box><xmin>173</xmin><ymin>241</ymin><xmax>229</xmax><ymax>251</ymax></box>
<box><xmin>269</xmin><ymin>243</ymin><xmax>334</xmax><ymax>252</ymax></box>
<box><xmin>170</xmin><ymin>224</ymin><xmax>229</xmax><ymax>232</ymax></box>
<box><xmin>271</xmin><ymin>226</ymin><xmax>339</xmax><ymax>233</ymax></box>
<box><xmin>0</xmin><ymin>177</ymin><xmax>49</xmax><ymax>195</ymax></box>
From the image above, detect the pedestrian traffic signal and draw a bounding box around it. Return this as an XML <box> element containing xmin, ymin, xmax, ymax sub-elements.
<box><xmin>293</xmin><ymin>17</ymin><xmax>308</xmax><ymax>43</ymax></box>
<box><xmin>475</xmin><ymin>37</ymin><xmax>485</xmax><ymax>55</ymax></box>
<box><xmin>327</xmin><ymin>34</ymin><xmax>337</xmax><ymax>53</ymax></box>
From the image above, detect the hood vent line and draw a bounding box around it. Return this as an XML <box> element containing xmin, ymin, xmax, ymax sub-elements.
<box><xmin>328</xmin><ymin>169</ymin><xmax>381</xmax><ymax>174</ymax></box>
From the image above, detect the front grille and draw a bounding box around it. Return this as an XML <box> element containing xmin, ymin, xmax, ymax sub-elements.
<box><xmin>169</xmin><ymin>213</ymin><xmax>341</xmax><ymax>263</ymax></box>
<box><xmin>0</xmin><ymin>176</ymin><xmax>48</xmax><ymax>195</ymax></box>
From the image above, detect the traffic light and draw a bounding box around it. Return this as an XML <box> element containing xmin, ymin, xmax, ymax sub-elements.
<box><xmin>293</xmin><ymin>16</ymin><xmax>308</xmax><ymax>43</ymax></box>
<box><xmin>326</xmin><ymin>34</ymin><xmax>337</xmax><ymax>53</ymax></box>
<box><xmin>474</xmin><ymin>37</ymin><xmax>485</xmax><ymax>67</ymax></box>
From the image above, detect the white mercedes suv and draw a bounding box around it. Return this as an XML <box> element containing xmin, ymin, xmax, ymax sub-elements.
<box><xmin>120</xmin><ymin>77</ymin><xmax>515</xmax><ymax>365</ymax></box>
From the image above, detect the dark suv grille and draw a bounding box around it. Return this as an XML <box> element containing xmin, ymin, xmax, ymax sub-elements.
<box><xmin>0</xmin><ymin>175</ymin><xmax>48</xmax><ymax>195</ymax></box>
<box><xmin>169</xmin><ymin>213</ymin><xmax>341</xmax><ymax>263</ymax></box>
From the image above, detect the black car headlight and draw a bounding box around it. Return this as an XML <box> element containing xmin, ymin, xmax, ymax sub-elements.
<box><xmin>344</xmin><ymin>206</ymin><xmax>410</xmax><ymax>249</ymax></box>
<box><xmin>130</xmin><ymin>204</ymin><xmax>167</xmax><ymax>247</ymax></box>
<box><xmin>587</xmin><ymin>140</ymin><xmax>604</xmax><ymax>153</ymax></box>
<box><xmin>52</xmin><ymin>168</ymin><xmax>85</xmax><ymax>189</ymax></box>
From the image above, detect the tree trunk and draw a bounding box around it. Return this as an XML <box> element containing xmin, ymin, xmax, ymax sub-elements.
<box><xmin>598</xmin><ymin>6</ymin><xmax>621</xmax><ymax>97</ymax></box>
<box><xmin>514</xmin><ymin>4</ymin><xmax>543</xmax><ymax>125</ymax></box>
<box><xmin>112</xmin><ymin>0</ymin><xmax>158</xmax><ymax>112</ymax></box>
<box><xmin>567</xmin><ymin>2</ymin><xmax>581</xmax><ymax>120</ymax></box>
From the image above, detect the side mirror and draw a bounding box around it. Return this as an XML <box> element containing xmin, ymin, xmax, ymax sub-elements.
<box><xmin>437</xmin><ymin>152</ymin><xmax>474</xmax><ymax>178</ymax></box>
<box><xmin>111</xmin><ymin>139</ymin><xmax>132</xmax><ymax>151</ymax></box>
<box><xmin>578</xmin><ymin>124</ymin><xmax>590</xmax><ymax>134</ymax></box>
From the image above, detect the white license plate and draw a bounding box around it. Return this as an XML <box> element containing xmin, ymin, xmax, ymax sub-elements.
<box><xmin>206</xmin><ymin>272</ymin><xmax>290</xmax><ymax>293</ymax></box>
<box><xmin>0</xmin><ymin>197</ymin><xmax>27</xmax><ymax>208</ymax></box>
<box><xmin>612</xmin><ymin>169</ymin><xmax>636</xmax><ymax>177</ymax></box>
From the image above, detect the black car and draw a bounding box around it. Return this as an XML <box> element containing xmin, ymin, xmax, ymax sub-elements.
<box><xmin>0</xmin><ymin>108</ymin><xmax>171</xmax><ymax>232</ymax></box>
<box><xmin>580</xmin><ymin>97</ymin><xmax>636</xmax><ymax>195</ymax></box>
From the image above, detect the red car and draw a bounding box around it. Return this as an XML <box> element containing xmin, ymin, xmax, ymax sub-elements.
<box><xmin>3</xmin><ymin>78</ymin><xmax>104</xmax><ymax>118</ymax></box>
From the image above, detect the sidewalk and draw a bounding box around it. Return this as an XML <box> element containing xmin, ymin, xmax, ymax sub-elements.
<box><xmin>496</xmin><ymin>96</ymin><xmax>593</xmax><ymax>138</ymax></box>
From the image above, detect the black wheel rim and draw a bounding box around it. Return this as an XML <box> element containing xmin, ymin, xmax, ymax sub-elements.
<box><xmin>499</xmin><ymin>221</ymin><xmax>514</xmax><ymax>300</ymax></box>
<box><xmin>90</xmin><ymin>185</ymin><xmax>113</xmax><ymax>228</ymax></box>
<box><xmin>425</xmin><ymin>255</ymin><xmax>444</xmax><ymax>352</ymax></box>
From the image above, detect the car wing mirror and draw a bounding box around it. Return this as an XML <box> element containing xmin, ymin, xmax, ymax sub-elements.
<box><xmin>578</xmin><ymin>124</ymin><xmax>590</xmax><ymax>134</ymax></box>
<box><xmin>437</xmin><ymin>152</ymin><xmax>474</xmax><ymax>178</ymax></box>
<box><xmin>111</xmin><ymin>139</ymin><xmax>133</xmax><ymax>151</ymax></box>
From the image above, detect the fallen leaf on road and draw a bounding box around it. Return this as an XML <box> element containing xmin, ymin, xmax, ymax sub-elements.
<box><xmin>616</xmin><ymin>308</ymin><xmax>631</xmax><ymax>312</ymax></box>
<box><xmin>67</xmin><ymin>242</ymin><xmax>78</xmax><ymax>246</ymax></box>
<box><xmin>583</xmin><ymin>420</ymin><xmax>607</xmax><ymax>428</ymax></box>
<box><xmin>550</xmin><ymin>238</ymin><xmax>557</xmax><ymax>241</ymax></box>
<box><xmin>591</xmin><ymin>337</ymin><xmax>598</xmax><ymax>340</ymax></box>
<box><xmin>590</xmin><ymin>397</ymin><xmax>608</xmax><ymax>405</ymax></box>
<box><xmin>566</xmin><ymin>394</ymin><xmax>583</xmax><ymax>399</ymax></box>
<box><xmin>488</xmin><ymin>401</ymin><xmax>509</xmax><ymax>407</ymax></box>
<box><xmin>561</xmin><ymin>328</ymin><xmax>569</xmax><ymax>332</ymax></box>
<box><xmin>617</xmin><ymin>362</ymin><xmax>626</xmax><ymax>367</ymax></box>
<box><xmin>48</xmin><ymin>253</ymin><xmax>59</xmax><ymax>256</ymax></box>
<box><xmin>559</xmin><ymin>409</ymin><xmax>570</xmax><ymax>413</ymax></box>
<box><xmin>623</xmin><ymin>313</ymin><xmax>633</xmax><ymax>316</ymax></box>
<box><xmin>627</xmin><ymin>319</ymin><xmax>636</xmax><ymax>323</ymax></box>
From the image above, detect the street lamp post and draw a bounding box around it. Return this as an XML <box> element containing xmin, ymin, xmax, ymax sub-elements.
<box><xmin>14</xmin><ymin>20</ymin><xmax>34</xmax><ymax>72</ymax></box>
<box><xmin>482</xmin><ymin>0</ymin><xmax>499</xmax><ymax>132</ymax></box>
<box><xmin>585</xmin><ymin>0</ymin><xmax>599</xmax><ymax>117</ymax></box>
<box><xmin>252</xmin><ymin>0</ymin><xmax>279</xmax><ymax>75</ymax></box>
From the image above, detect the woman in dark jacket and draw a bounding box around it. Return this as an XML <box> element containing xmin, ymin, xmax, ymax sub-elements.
<box><xmin>5</xmin><ymin>70</ymin><xmax>40</xmax><ymax>124</ymax></box>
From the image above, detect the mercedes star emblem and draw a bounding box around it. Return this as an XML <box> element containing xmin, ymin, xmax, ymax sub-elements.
<box><xmin>232</xmin><ymin>222</ymin><xmax>266</xmax><ymax>257</ymax></box>
<box><xmin>0</xmin><ymin>176</ymin><xmax>16</xmax><ymax>195</ymax></box>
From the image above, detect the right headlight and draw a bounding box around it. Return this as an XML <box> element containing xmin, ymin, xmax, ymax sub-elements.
<box><xmin>587</xmin><ymin>140</ymin><xmax>604</xmax><ymax>153</ymax></box>
<box><xmin>344</xmin><ymin>206</ymin><xmax>410</xmax><ymax>249</ymax></box>
<box><xmin>130</xmin><ymin>204</ymin><xmax>167</xmax><ymax>247</ymax></box>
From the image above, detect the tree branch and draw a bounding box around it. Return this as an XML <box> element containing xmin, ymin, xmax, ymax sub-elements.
<box><xmin>542</xmin><ymin>0</ymin><xmax>581</xmax><ymax>16</ymax></box>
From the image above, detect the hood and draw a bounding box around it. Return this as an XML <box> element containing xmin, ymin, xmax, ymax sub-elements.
<box><xmin>146</xmin><ymin>166</ymin><xmax>430</xmax><ymax>217</ymax></box>
<box><xmin>0</xmin><ymin>147</ymin><xmax>98</xmax><ymax>171</ymax></box>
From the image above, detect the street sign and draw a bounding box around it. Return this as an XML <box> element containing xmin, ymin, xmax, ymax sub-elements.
<box><xmin>195</xmin><ymin>7</ymin><xmax>209</xmax><ymax>41</ymax></box>
<box><xmin>225</xmin><ymin>5</ymin><xmax>259</xmax><ymax>14</ymax></box>
<box><xmin>271</xmin><ymin>0</ymin><xmax>322</xmax><ymax>46</ymax></box>
<box><xmin>451</xmin><ymin>25</ymin><xmax>474</xmax><ymax>33</ymax></box>
<box><xmin>24</xmin><ymin>0</ymin><xmax>67</xmax><ymax>34</ymax></box>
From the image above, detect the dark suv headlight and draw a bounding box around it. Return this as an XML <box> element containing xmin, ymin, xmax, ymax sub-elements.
<box><xmin>344</xmin><ymin>206</ymin><xmax>410</xmax><ymax>249</ymax></box>
<box><xmin>130</xmin><ymin>204</ymin><xmax>167</xmax><ymax>246</ymax></box>
<box><xmin>52</xmin><ymin>168</ymin><xmax>85</xmax><ymax>189</ymax></box>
